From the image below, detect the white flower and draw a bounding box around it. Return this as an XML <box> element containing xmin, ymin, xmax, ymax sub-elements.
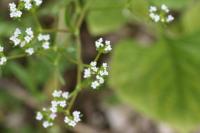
<box><xmin>161</xmin><ymin>4</ymin><xmax>169</xmax><ymax>13</ymax></box>
<box><xmin>59</xmin><ymin>100</ymin><xmax>67</xmax><ymax>108</ymax></box>
<box><xmin>34</xmin><ymin>0</ymin><xmax>43</xmax><ymax>6</ymax></box>
<box><xmin>20</xmin><ymin>41</ymin><xmax>26</xmax><ymax>47</ymax></box>
<box><xmin>0</xmin><ymin>57</ymin><xmax>7</xmax><ymax>65</ymax></box>
<box><xmin>42</xmin><ymin>121</ymin><xmax>52</xmax><ymax>128</ymax></box>
<box><xmin>0</xmin><ymin>46</ymin><xmax>4</xmax><ymax>52</ymax></box>
<box><xmin>83</xmin><ymin>68</ymin><xmax>91</xmax><ymax>78</ymax></box>
<box><xmin>149</xmin><ymin>6</ymin><xmax>157</xmax><ymax>12</ymax></box>
<box><xmin>73</xmin><ymin>111</ymin><xmax>81</xmax><ymax>122</ymax></box>
<box><xmin>50</xmin><ymin>113</ymin><xmax>57</xmax><ymax>120</ymax></box>
<box><xmin>62</xmin><ymin>92</ymin><xmax>69</xmax><ymax>99</ymax></box>
<box><xmin>90</xmin><ymin>61</ymin><xmax>97</xmax><ymax>67</ymax></box>
<box><xmin>104</xmin><ymin>43</ymin><xmax>112</xmax><ymax>52</ymax></box>
<box><xmin>10</xmin><ymin>28</ymin><xmax>22</xmax><ymax>46</ymax></box>
<box><xmin>9</xmin><ymin>3</ymin><xmax>22</xmax><ymax>18</ymax></box>
<box><xmin>50</xmin><ymin>106</ymin><xmax>57</xmax><ymax>113</ymax></box>
<box><xmin>26</xmin><ymin>27</ymin><xmax>34</xmax><ymax>37</ymax></box>
<box><xmin>102</xmin><ymin>63</ymin><xmax>108</xmax><ymax>68</ymax></box>
<box><xmin>25</xmin><ymin>48</ymin><xmax>34</xmax><ymax>55</ymax></box>
<box><xmin>69</xmin><ymin>121</ymin><xmax>76</xmax><ymax>127</ymax></box>
<box><xmin>24</xmin><ymin>36</ymin><xmax>32</xmax><ymax>43</ymax></box>
<box><xmin>51</xmin><ymin>100</ymin><xmax>58</xmax><ymax>107</ymax></box>
<box><xmin>52</xmin><ymin>90</ymin><xmax>62</xmax><ymax>97</ymax></box>
<box><xmin>96</xmin><ymin>75</ymin><xmax>104</xmax><ymax>84</ymax></box>
<box><xmin>166</xmin><ymin>14</ymin><xmax>174</xmax><ymax>22</ymax></box>
<box><xmin>36</xmin><ymin>112</ymin><xmax>43</xmax><ymax>121</ymax></box>
<box><xmin>38</xmin><ymin>34</ymin><xmax>50</xmax><ymax>41</ymax></box>
<box><xmin>91</xmin><ymin>81</ymin><xmax>100</xmax><ymax>89</ymax></box>
<box><xmin>42</xmin><ymin>42</ymin><xmax>50</xmax><ymax>49</ymax></box>
<box><xmin>64</xmin><ymin>116</ymin><xmax>70</xmax><ymax>124</ymax></box>
<box><xmin>95</xmin><ymin>38</ymin><xmax>104</xmax><ymax>48</ymax></box>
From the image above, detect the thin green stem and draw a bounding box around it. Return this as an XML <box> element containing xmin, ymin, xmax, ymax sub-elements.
<box><xmin>31</xmin><ymin>9</ymin><xmax>42</xmax><ymax>31</ymax></box>
<box><xmin>7</xmin><ymin>54</ymin><xmax>26</xmax><ymax>60</ymax></box>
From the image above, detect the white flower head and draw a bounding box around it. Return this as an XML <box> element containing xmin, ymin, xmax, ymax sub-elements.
<box><xmin>83</xmin><ymin>68</ymin><xmax>91</xmax><ymax>78</ymax></box>
<box><xmin>0</xmin><ymin>46</ymin><xmax>4</xmax><ymax>52</ymax></box>
<box><xmin>52</xmin><ymin>90</ymin><xmax>62</xmax><ymax>97</ymax></box>
<box><xmin>36</xmin><ymin>112</ymin><xmax>43</xmax><ymax>121</ymax></box>
<box><xmin>50</xmin><ymin>113</ymin><xmax>57</xmax><ymax>120</ymax></box>
<box><xmin>149</xmin><ymin>4</ymin><xmax>174</xmax><ymax>23</ymax></box>
<box><xmin>91</xmin><ymin>81</ymin><xmax>100</xmax><ymax>89</ymax></box>
<box><xmin>0</xmin><ymin>57</ymin><xmax>7</xmax><ymax>65</ymax></box>
<box><xmin>59</xmin><ymin>100</ymin><xmax>67</xmax><ymax>108</ymax></box>
<box><xmin>25</xmin><ymin>48</ymin><xmax>34</xmax><ymax>55</ymax></box>
<box><xmin>161</xmin><ymin>4</ymin><xmax>169</xmax><ymax>13</ymax></box>
<box><xmin>62</xmin><ymin>92</ymin><xmax>69</xmax><ymax>99</ymax></box>
<box><xmin>9</xmin><ymin>2</ymin><xmax>22</xmax><ymax>18</ymax></box>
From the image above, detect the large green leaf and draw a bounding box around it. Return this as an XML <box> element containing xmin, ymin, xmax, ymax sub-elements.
<box><xmin>109</xmin><ymin>34</ymin><xmax>200</xmax><ymax>131</ymax></box>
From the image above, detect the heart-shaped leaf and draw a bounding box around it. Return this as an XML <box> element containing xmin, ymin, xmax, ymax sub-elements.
<box><xmin>109</xmin><ymin>34</ymin><xmax>200</xmax><ymax>131</ymax></box>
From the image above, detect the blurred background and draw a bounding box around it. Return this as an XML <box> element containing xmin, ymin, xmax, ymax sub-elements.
<box><xmin>1</xmin><ymin>0</ymin><xmax>200</xmax><ymax>133</ymax></box>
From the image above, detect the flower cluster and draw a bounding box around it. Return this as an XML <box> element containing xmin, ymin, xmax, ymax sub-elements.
<box><xmin>84</xmin><ymin>61</ymin><xmax>109</xmax><ymax>89</ymax></box>
<box><xmin>0</xmin><ymin>46</ymin><xmax>7</xmax><ymax>65</ymax></box>
<box><xmin>83</xmin><ymin>38</ymin><xmax>111</xmax><ymax>89</ymax></box>
<box><xmin>149</xmin><ymin>4</ymin><xmax>174</xmax><ymax>23</ymax></box>
<box><xmin>95</xmin><ymin>38</ymin><xmax>112</xmax><ymax>53</ymax></box>
<box><xmin>9</xmin><ymin>28</ymin><xmax>51</xmax><ymax>55</ymax></box>
<box><xmin>64</xmin><ymin>111</ymin><xmax>81</xmax><ymax>127</ymax></box>
<box><xmin>9</xmin><ymin>0</ymin><xmax>42</xmax><ymax>18</ymax></box>
<box><xmin>36</xmin><ymin>90</ymin><xmax>81</xmax><ymax>128</ymax></box>
<box><xmin>38</xmin><ymin>34</ymin><xmax>50</xmax><ymax>50</ymax></box>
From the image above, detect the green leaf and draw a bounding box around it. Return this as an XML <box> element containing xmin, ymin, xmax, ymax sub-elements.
<box><xmin>109</xmin><ymin>34</ymin><xmax>200</xmax><ymax>131</ymax></box>
<box><xmin>87</xmin><ymin>0</ymin><xmax>126</xmax><ymax>35</ymax></box>
<box><xmin>7</xmin><ymin>62</ymin><xmax>37</xmax><ymax>94</ymax></box>
<box><xmin>182</xmin><ymin>1</ymin><xmax>200</xmax><ymax>34</ymax></box>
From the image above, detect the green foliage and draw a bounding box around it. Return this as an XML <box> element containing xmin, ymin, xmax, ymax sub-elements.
<box><xmin>86</xmin><ymin>0</ymin><xmax>126</xmax><ymax>35</ymax></box>
<box><xmin>109</xmin><ymin>34</ymin><xmax>200</xmax><ymax>131</ymax></box>
<box><xmin>182</xmin><ymin>1</ymin><xmax>200</xmax><ymax>34</ymax></box>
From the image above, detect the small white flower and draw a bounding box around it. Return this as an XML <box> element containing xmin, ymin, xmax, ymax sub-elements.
<box><xmin>36</xmin><ymin>112</ymin><xmax>43</xmax><ymax>121</ymax></box>
<box><xmin>42</xmin><ymin>42</ymin><xmax>50</xmax><ymax>49</ymax></box>
<box><xmin>69</xmin><ymin>121</ymin><xmax>76</xmax><ymax>127</ymax></box>
<box><xmin>102</xmin><ymin>63</ymin><xmax>108</xmax><ymax>68</ymax></box>
<box><xmin>95</xmin><ymin>38</ymin><xmax>104</xmax><ymax>48</ymax></box>
<box><xmin>0</xmin><ymin>46</ymin><xmax>4</xmax><ymax>52</ymax></box>
<box><xmin>91</xmin><ymin>81</ymin><xmax>100</xmax><ymax>89</ymax></box>
<box><xmin>52</xmin><ymin>90</ymin><xmax>62</xmax><ymax>97</ymax></box>
<box><xmin>51</xmin><ymin>100</ymin><xmax>58</xmax><ymax>107</ymax></box>
<box><xmin>25</xmin><ymin>48</ymin><xmax>34</xmax><ymax>55</ymax></box>
<box><xmin>34</xmin><ymin>0</ymin><xmax>43</xmax><ymax>6</ymax></box>
<box><xmin>25</xmin><ymin>27</ymin><xmax>34</xmax><ymax>37</ymax></box>
<box><xmin>64</xmin><ymin>116</ymin><xmax>70</xmax><ymax>124</ymax></box>
<box><xmin>90</xmin><ymin>61</ymin><xmax>97</xmax><ymax>67</ymax></box>
<box><xmin>59</xmin><ymin>100</ymin><xmax>67</xmax><ymax>108</ymax></box>
<box><xmin>104</xmin><ymin>43</ymin><xmax>112</xmax><ymax>52</ymax></box>
<box><xmin>161</xmin><ymin>4</ymin><xmax>169</xmax><ymax>13</ymax></box>
<box><xmin>73</xmin><ymin>111</ymin><xmax>81</xmax><ymax>122</ymax></box>
<box><xmin>96</xmin><ymin>75</ymin><xmax>104</xmax><ymax>84</ymax></box>
<box><xmin>0</xmin><ymin>57</ymin><xmax>7</xmax><ymax>65</ymax></box>
<box><xmin>166</xmin><ymin>14</ymin><xmax>174</xmax><ymax>22</ymax></box>
<box><xmin>24</xmin><ymin>36</ymin><xmax>32</xmax><ymax>43</ymax></box>
<box><xmin>9</xmin><ymin>3</ymin><xmax>22</xmax><ymax>18</ymax></box>
<box><xmin>62</xmin><ymin>92</ymin><xmax>69</xmax><ymax>99</ymax></box>
<box><xmin>50</xmin><ymin>113</ymin><xmax>57</xmax><ymax>120</ymax></box>
<box><xmin>42</xmin><ymin>121</ymin><xmax>52</xmax><ymax>128</ymax></box>
<box><xmin>84</xmin><ymin>68</ymin><xmax>91</xmax><ymax>78</ymax></box>
<box><xmin>50</xmin><ymin>106</ymin><xmax>57</xmax><ymax>113</ymax></box>
<box><xmin>149</xmin><ymin>6</ymin><xmax>157</xmax><ymax>12</ymax></box>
